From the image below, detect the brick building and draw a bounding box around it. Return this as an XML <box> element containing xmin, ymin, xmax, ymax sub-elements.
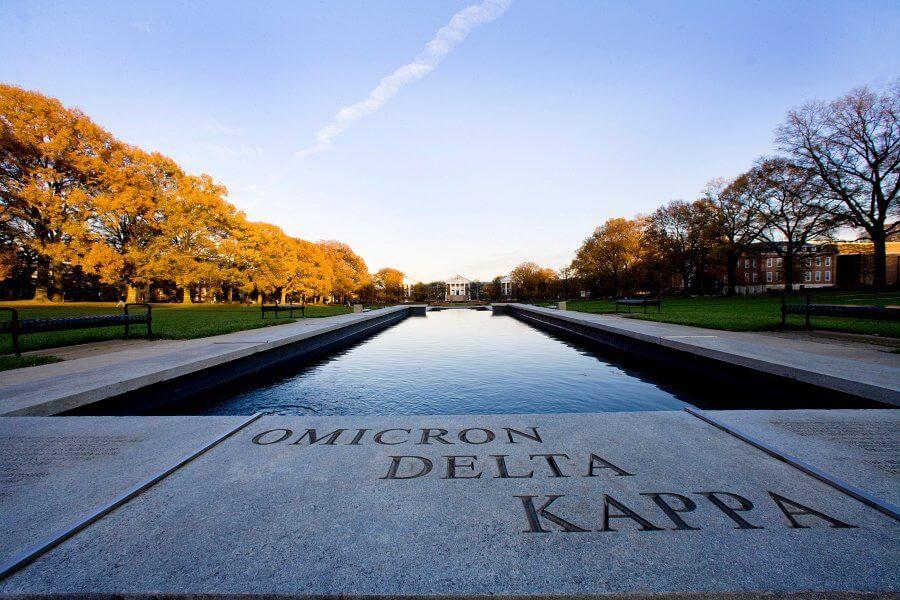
<box><xmin>732</xmin><ymin>241</ymin><xmax>899</xmax><ymax>294</ymax></box>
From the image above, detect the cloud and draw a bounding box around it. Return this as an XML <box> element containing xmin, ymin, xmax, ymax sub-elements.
<box><xmin>297</xmin><ymin>0</ymin><xmax>512</xmax><ymax>158</ymax></box>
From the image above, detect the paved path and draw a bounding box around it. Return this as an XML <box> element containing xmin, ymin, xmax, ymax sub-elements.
<box><xmin>0</xmin><ymin>306</ymin><xmax>413</xmax><ymax>416</ymax></box>
<box><xmin>509</xmin><ymin>304</ymin><xmax>900</xmax><ymax>405</ymax></box>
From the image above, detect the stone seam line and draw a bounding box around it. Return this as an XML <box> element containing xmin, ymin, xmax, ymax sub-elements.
<box><xmin>683</xmin><ymin>407</ymin><xmax>900</xmax><ymax>521</ymax></box>
<box><xmin>0</xmin><ymin>412</ymin><xmax>264</xmax><ymax>581</ymax></box>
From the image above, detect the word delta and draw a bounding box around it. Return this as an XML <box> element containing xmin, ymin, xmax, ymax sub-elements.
<box><xmin>517</xmin><ymin>492</ymin><xmax>857</xmax><ymax>533</ymax></box>
<box><xmin>380</xmin><ymin>453</ymin><xmax>631</xmax><ymax>479</ymax></box>
<box><xmin>251</xmin><ymin>426</ymin><xmax>543</xmax><ymax>446</ymax></box>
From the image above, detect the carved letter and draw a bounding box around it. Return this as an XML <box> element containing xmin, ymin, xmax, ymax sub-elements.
<box><xmin>417</xmin><ymin>428</ymin><xmax>454</xmax><ymax>445</ymax></box>
<box><xmin>697</xmin><ymin>492</ymin><xmax>762</xmax><ymax>529</ymax></box>
<box><xmin>347</xmin><ymin>429</ymin><xmax>369</xmax><ymax>445</ymax></box>
<box><xmin>515</xmin><ymin>495</ymin><xmax>589</xmax><ymax>533</ymax></box>
<box><xmin>490</xmin><ymin>455</ymin><xmax>534</xmax><ymax>479</ymax></box>
<box><xmin>374</xmin><ymin>428</ymin><xmax>411</xmax><ymax>445</ymax></box>
<box><xmin>529</xmin><ymin>453</ymin><xmax>570</xmax><ymax>477</ymax></box>
<box><xmin>768</xmin><ymin>492</ymin><xmax>857</xmax><ymax>529</ymax></box>
<box><xmin>586</xmin><ymin>454</ymin><xmax>634</xmax><ymax>477</ymax></box>
<box><xmin>251</xmin><ymin>429</ymin><xmax>292</xmax><ymax>445</ymax></box>
<box><xmin>381</xmin><ymin>456</ymin><xmax>433</xmax><ymax>479</ymax></box>
<box><xmin>600</xmin><ymin>495</ymin><xmax>663</xmax><ymax>531</ymax></box>
<box><xmin>291</xmin><ymin>429</ymin><xmax>345</xmax><ymax>445</ymax></box>
<box><xmin>641</xmin><ymin>493</ymin><xmax>699</xmax><ymax>530</ymax></box>
<box><xmin>459</xmin><ymin>428</ymin><xmax>495</xmax><ymax>445</ymax></box>
<box><xmin>443</xmin><ymin>455</ymin><xmax>482</xmax><ymax>479</ymax></box>
<box><xmin>504</xmin><ymin>427</ymin><xmax>542</xmax><ymax>444</ymax></box>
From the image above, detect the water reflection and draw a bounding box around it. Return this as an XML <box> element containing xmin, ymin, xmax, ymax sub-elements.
<box><xmin>169</xmin><ymin>310</ymin><xmax>697</xmax><ymax>416</ymax></box>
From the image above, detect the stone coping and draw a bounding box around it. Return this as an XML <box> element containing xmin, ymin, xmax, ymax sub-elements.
<box><xmin>0</xmin><ymin>411</ymin><xmax>897</xmax><ymax>597</ymax></box>
<box><xmin>501</xmin><ymin>304</ymin><xmax>900</xmax><ymax>405</ymax></box>
<box><xmin>0</xmin><ymin>306</ymin><xmax>421</xmax><ymax>416</ymax></box>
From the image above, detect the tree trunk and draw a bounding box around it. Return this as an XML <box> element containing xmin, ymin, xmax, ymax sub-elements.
<box><xmin>280</xmin><ymin>289</ymin><xmax>287</xmax><ymax>304</ymax></box>
<box><xmin>226</xmin><ymin>287</ymin><xmax>234</xmax><ymax>303</ymax></box>
<box><xmin>726</xmin><ymin>252</ymin><xmax>738</xmax><ymax>296</ymax></box>
<box><xmin>256</xmin><ymin>291</ymin><xmax>263</xmax><ymax>305</ymax></box>
<box><xmin>872</xmin><ymin>233</ymin><xmax>887</xmax><ymax>291</ymax></box>
<box><xmin>49</xmin><ymin>261</ymin><xmax>65</xmax><ymax>302</ymax></box>
<box><xmin>783</xmin><ymin>253</ymin><xmax>794</xmax><ymax>293</ymax></box>
<box><xmin>32</xmin><ymin>257</ymin><xmax>51</xmax><ymax>302</ymax></box>
<box><xmin>125</xmin><ymin>284</ymin><xmax>138</xmax><ymax>303</ymax></box>
<box><xmin>182</xmin><ymin>287</ymin><xmax>192</xmax><ymax>304</ymax></box>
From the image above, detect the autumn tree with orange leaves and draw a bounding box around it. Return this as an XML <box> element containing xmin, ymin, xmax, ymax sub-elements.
<box><xmin>1</xmin><ymin>84</ymin><xmax>374</xmax><ymax>304</ymax></box>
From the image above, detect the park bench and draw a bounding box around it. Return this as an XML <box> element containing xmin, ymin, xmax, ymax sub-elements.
<box><xmin>780</xmin><ymin>294</ymin><xmax>900</xmax><ymax>328</ymax></box>
<box><xmin>614</xmin><ymin>297</ymin><xmax>662</xmax><ymax>314</ymax></box>
<box><xmin>0</xmin><ymin>303</ymin><xmax>152</xmax><ymax>357</ymax></box>
<box><xmin>260</xmin><ymin>303</ymin><xmax>305</xmax><ymax>319</ymax></box>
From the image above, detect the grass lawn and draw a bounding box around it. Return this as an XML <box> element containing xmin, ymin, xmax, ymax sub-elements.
<box><xmin>0</xmin><ymin>302</ymin><xmax>351</xmax><ymax>370</ymax></box>
<box><xmin>566</xmin><ymin>291</ymin><xmax>900</xmax><ymax>338</ymax></box>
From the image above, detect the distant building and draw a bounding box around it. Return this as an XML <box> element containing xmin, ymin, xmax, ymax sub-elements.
<box><xmin>500</xmin><ymin>276</ymin><xmax>513</xmax><ymax>298</ymax></box>
<box><xmin>732</xmin><ymin>241</ymin><xmax>899</xmax><ymax>294</ymax></box>
<box><xmin>402</xmin><ymin>276</ymin><xmax>418</xmax><ymax>299</ymax></box>
<box><xmin>445</xmin><ymin>275</ymin><xmax>473</xmax><ymax>301</ymax></box>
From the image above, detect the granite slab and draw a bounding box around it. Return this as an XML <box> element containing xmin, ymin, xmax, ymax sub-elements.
<box><xmin>705</xmin><ymin>409</ymin><xmax>899</xmax><ymax>508</ymax></box>
<box><xmin>1</xmin><ymin>411</ymin><xmax>897</xmax><ymax>597</ymax></box>
<box><xmin>0</xmin><ymin>416</ymin><xmax>246</xmax><ymax>570</ymax></box>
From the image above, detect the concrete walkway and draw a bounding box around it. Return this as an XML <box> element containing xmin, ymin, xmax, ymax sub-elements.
<box><xmin>0</xmin><ymin>306</ymin><xmax>415</xmax><ymax>416</ymax></box>
<box><xmin>507</xmin><ymin>304</ymin><xmax>900</xmax><ymax>405</ymax></box>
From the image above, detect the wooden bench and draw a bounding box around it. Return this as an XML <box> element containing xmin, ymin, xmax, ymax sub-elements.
<box><xmin>260</xmin><ymin>303</ymin><xmax>305</xmax><ymax>319</ymax></box>
<box><xmin>0</xmin><ymin>303</ymin><xmax>152</xmax><ymax>357</ymax></box>
<box><xmin>781</xmin><ymin>294</ymin><xmax>900</xmax><ymax>328</ymax></box>
<box><xmin>614</xmin><ymin>297</ymin><xmax>661</xmax><ymax>314</ymax></box>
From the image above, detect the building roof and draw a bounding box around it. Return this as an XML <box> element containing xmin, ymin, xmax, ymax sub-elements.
<box><xmin>446</xmin><ymin>274</ymin><xmax>472</xmax><ymax>284</ymax></box>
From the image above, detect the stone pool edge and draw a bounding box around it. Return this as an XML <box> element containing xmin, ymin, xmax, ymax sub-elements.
<box><xmin>498</xmin><ymin>303</ymin><xmax>900</xmax><ymax>406</ymax></box>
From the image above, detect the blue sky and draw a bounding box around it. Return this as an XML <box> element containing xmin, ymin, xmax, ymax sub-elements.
<box><xmin>2</xmin><ymin>1</ymin><xmax>899</xmax><ymax>281</ymax></box>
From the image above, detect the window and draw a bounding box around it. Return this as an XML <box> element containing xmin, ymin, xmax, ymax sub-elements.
<box><xmin>752</xmin><ymin>273</ymin><xmax>758</xmax><ymax>282</ymax></box>
<box><xmin>766</xmin><ymin>271</ymin><xmax>773</xmax><ymax>283</ymax></box>
<box><xmin>776</xmin><ymin>257</ymin><xmax>782</xmax><ymax>267</ymax></box>
<box><xmin>815</xmin><ymin>271</ymin><xmax>821</xmax><ymax>282</ymax></box>
<box><xmin>766</xmin><ymin>257</ymin><xmax>772</xmax><ymax>267</ymax></box>
<box><xmin>744</xmin><ymin>273</ymin><xmax>750</xmax><ymax>282</ymax></box>
<box><xmin>805</xmin><ymin>257</ymin><xmax>811</xmax><ymax>266</ymax></box>
<box><xmin>805</xmin><ymin>271</ymin><xmax>811</xmax><ymax>282</ymax></box>
<box><xmin>752</xmin><ymin>259</ymin><xmax>757</xmax><ymax>268</ymax></box>
<box><xmin>815</xmin><ymin>256</ymin><xmax>821</xmax><ymax>266</ymax></box>
<box><xmin>825</xmin><ymin>256</ymin><xmax>831</xmax><ymax>266</ymax></box>
<box><xmin>825</xmin><ymin>271</ymin><xmax>831</xmax><ymax>282</ymax></box>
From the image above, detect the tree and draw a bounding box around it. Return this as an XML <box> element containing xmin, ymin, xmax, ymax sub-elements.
<box><xmin>286</xmin><ymin>238</ymin><xmax>332</xmax><ymax>302</ymax></box>
<box><xmin>777</xmin><ymin>84</ymin><xmax>899</xmax><ymax>290</ymax></box>
<box><xmin>704</xmin><ymin>176</ymin><xmax>764</xmax><ymax>296</ymax></box>
<box><xmin>317</xmin><ymin>240</ymin><xmax>369</xmax><ymax>302</ymax></box>
<box><xmin>237</xmin><ymin>221</ymin><xmax>294</xmax><ymax>304</ymax></box>
<box><xmin>752</xmin><ymin>158</ymin><xmax>838</xmax><ymax>291</ymax></box>
<box><xmin>81</xmin><ymin>148</ymin><xmax>182</xmax><ymax>302</ymax></box>
<box><xmin>571</xmin><ymin>218</ymin><xmax>642</xmax><ymax>297</ymax></box>
<box><xmin>374</xmin><ymin>268</ymin><xmax>405</xmax><ymax>303</ymax></box>
<box><xmin>140</xmin><ymin>174</ymin><xmax>240</xmax><ymax>303</ymax></box>
<box><xmin>509</xmin><ymin>262</ymin><xmax>558</xmax><ymax>300</ymax></box>
<box><xmin>0</xmin><ymin>84</ymin><xmax>116</xmax><ymax>301</ymax></box>
<box><xmin>645</xmin><ymin>200</ymin><xmax>722</xmax><ymax>294</ymax></box>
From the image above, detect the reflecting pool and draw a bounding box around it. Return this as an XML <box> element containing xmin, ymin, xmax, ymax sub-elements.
<box><xmin>167</xmin><ymin>309</ymin><xmax>705</xmax><ymax>416</ymax></box>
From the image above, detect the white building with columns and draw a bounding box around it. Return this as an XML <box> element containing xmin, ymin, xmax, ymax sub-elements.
<box><xmin>445</xmin><ymin>275</ymin><xmax>473</xmax><ymax>301</ymax></box>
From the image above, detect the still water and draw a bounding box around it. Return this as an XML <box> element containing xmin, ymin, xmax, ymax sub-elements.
<box><xmin>171</xmin><ymin>309</ymin><xmax>701</xmax><ymax>416</ymax></box>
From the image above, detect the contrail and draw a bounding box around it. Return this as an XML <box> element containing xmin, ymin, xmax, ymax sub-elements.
<box><xmin>297</xmin><ymin>0</ymin><xmax>512</xmax><ymax>158</ymax></box>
